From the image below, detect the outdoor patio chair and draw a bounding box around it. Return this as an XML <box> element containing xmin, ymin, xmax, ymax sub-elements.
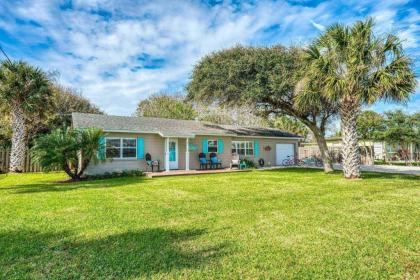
<box><xmin>145</xmin><ymin>153</ymin><xmax>160</xmax><ymax>172</ymax></box>
<box><xmin>230</xmin><ymin>153</ymin><xmax>240</xmax><ymax>169</ymax></box>
<box><xmin>209</xmin><ymin>152</ymin><xmax>222</xmax><ymax>169</ymax></box>
<box><xmin>199</xmin><ymin>152</ymin><xmax>209</xmax><ymax>170</ymax></box>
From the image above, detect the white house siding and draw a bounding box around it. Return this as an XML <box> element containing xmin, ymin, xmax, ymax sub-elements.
<box><xmin>238</xmin><ymin>137</ymin><xmax>298</xmax><ymax>167</ymax></box>
<box><xmin>85</xmin><ymin>132</ymin><xmax>299</xmax><ymax>175</ymax></box>
<box><xmin>85</xmin><ymin>132</ymin><xmax>165</xmax><ymax>175</ymax></box>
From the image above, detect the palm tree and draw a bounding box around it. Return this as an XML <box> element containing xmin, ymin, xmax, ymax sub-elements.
<box><xmin>0</xmin><ymin>61</ymin><xmax>52</xmax><ymax>172</ymax></box>
<box><xmin>302</xmin><ymin>18</ymin><xmax>416</xmax><ymax>178</ymax></box>
<box><xmin>31</xmin><ymin>127</ymin><xmax>104</xmax><ymax>180</ymax></box>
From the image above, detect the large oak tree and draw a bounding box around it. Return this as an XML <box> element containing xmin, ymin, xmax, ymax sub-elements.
<box><xmin>187</xmin><ymin>45</ymin><xmax>339</xmax><ymax>172</ymax></box>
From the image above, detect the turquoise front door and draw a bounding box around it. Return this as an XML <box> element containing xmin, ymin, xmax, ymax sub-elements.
<box><xmin>169</xmin><ymin>139</ymin><xmax>178</xmax><ymax>169</ymax></box>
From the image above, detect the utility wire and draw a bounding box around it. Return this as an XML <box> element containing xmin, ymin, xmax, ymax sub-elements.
<box><xmin>0</xmin><ymin>44</ymin><xmax>12</xmax><ymax>63</ymax></box>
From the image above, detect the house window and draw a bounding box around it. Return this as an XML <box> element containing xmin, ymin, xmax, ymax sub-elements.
<box><xmin>122</xmin><ymin>138</ymin><xmax>137</xmax><ymax>158</ymax></box>
<box><xmin>231</xmin><ymin>141</ymin><xmax>254</xmax><ymax>156</ymax></box>
<box><xmin>106</xmin><ymin>139</ymin><xmax>121</xmax><ymax>158</ymax></box>
<box><xmin>106</xmin><ymin>138</ymin><xmax>137</xmax><ymax>159</ymax></box>
<box><xmin>208</xmin><ymin>139</ymin><xmax>218</xmax><ymax>153</ymax></box>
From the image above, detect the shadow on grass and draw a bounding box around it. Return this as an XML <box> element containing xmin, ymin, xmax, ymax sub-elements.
<box><xmin>262</xmin><ymin>167</ymin><xmax>419</xmax><ymax>181</ymax></box>
<box><xmin>1</xmin><ymin>176</ymin><xmax>148</xmax><ymax>194</ymax></box>
<box><xmin>361</xmin><ymin>172</ymin><xmax>419</xmax><ymax>181</ymax></box>
<box><xmin>0</xmin><ymin>227</ymin><xmax>230</xmax><ymax>278</ymax></box>
<box><xmin>261</xmin><ymin>167</ymin><xmax>331</xmax><ymax>174</ymax></box>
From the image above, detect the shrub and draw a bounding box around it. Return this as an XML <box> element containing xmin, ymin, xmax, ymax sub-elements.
<box><xmin>31</xmin><ymin>127</ymin><xmax>104</xmax><ymax>180</ymax></box>
<box><xmin>85</xmin><ymin>170</ymin><xmax>144</xmax><ymax>180</ymax></box>
<box><xmin>242</xmin><ymin>158</ymin><xmax>256</xmax><ymax>169</ymax></box>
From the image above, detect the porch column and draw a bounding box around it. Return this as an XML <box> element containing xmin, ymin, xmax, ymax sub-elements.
<box><xmin>165</xmin><ymin>137</ymin><xmax>170</xmax><ymax>171</ymax></box>
<box><xmin>186</xmin><ymin>138</ymin><xmax>190</xmax><ymax>170</ymax></box>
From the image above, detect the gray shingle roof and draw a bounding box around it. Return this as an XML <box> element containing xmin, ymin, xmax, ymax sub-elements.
<box><xmin>72</xmin><ymin>113</ymin><xmax>301</xmax><ymax>138</ymax></box>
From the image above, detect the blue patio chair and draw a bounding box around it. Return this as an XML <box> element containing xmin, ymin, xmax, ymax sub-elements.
<box><xmin>199</xmin><ymin>152</ymin><xmax>209</xmax><ymax>170</ymax></box>
<box><xmin>209</xmin><ymin>152</ymin><xmax>222</xmax><ymax>169</ymax></box>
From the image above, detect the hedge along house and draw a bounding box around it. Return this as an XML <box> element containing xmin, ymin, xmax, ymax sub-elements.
<box><xmin>72</xmin><ymin>113</ymin><xmax>302</xmax><ymax>174</ymax></box>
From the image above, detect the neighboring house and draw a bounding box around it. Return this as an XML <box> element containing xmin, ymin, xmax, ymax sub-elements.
<box><xmin>299</xmin><ymin>137</ymin><xmax>420</xmax><ymax>164</ymax></box>
<box><xmin>72</xmin><ymin>113</ymin><xmax>302</xmax><ymax>174</ymax></box>
<box><xmin>372</xmin><ymin>142</ymin><xmax>419</xmax><ymax>161</ymax></box>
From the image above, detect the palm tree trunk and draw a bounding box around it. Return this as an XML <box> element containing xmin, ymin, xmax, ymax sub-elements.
<box><xmin>9</xmin><ymin>104</ymin><xmax>27</xmax><ymax>172</ymax></box>
<box><xmin>62</xmin><ymin>164</ymin><xmax>77</xmax><ymax>180</ymax></box>
<box><xmin>77</xmin><ymin>159</ymin><xmax>90</xmax><ymax>178</ymax></box>
<box><xmin>308</xmin><ymin>124</ymin><xmax>334</xmax><ymax>173</ymax></box>
<box><xmin>340</xmin><ymin>102</ymin><xmax>361</xmax><ymax>179</ymax></box>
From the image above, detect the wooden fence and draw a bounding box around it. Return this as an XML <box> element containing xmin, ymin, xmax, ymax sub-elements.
<box><xmin>298</xmin><ymin>145</ymin><xmax>372</xmax><ymax>165</ymax></box>
<box><xmin>0</xmin><ymin>148</ymin><xmax>56</xmax><ymax>173</ymax></box>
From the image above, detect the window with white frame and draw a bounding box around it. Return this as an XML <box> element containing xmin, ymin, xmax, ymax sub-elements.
<box><xmin>106</xmin><ymin>138</ymin><xmax>137</xmax><ymax>159</ymax></box>
<box><xmin>231</xmin><ymin>141</ymin><xmax>254</xmax><ymax>156</ymax></box>
<box><xmin>208</xmin><ymin>139</ymin><xmax>218</xmax><ymax>153</ymax></box>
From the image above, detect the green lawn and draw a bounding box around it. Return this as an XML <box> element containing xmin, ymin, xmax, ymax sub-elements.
<box><xmin>0</xmin><ymin>169</ymin><xmax>419</xmax><ymax>279</ymax></box>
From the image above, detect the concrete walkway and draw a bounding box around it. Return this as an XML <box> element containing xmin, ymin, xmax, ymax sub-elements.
<box><xmin>332</xmin><ymin>164</ymin><xmax>420</xmax><ymax>176</ymax></box>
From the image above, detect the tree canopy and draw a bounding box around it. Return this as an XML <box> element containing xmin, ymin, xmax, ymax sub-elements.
<box><xmin>195</xmin><ymin>104</ymin><xmax>269</xmax><ymax>127</ymax></box>
<box><xmin>135</xmin><ymin>93</ymin><xmax>197</xmax><ymax>120</ymax></box>
<box><xmin>49</xmin><ymin>85</ymin><xmax>103</xmax><ymax>127</ymax></box>
<box><xmin>187</xmin><ymin>45</ymin><xmax>339</xmax><ymax>172</ymax></box>
<box><xmin>273</xmin><ymin>116</ymin><xmax>310</xmax><ymax>141</ymax></box>
<box><xmin>381</xmin><ymin>110</ymin><xmax>419</xmax><ymax>145</ymax></box>
<box><xmin>356</xmin><ymin>111</ymin><xmax>385</xmax><ymax>141</ymax></box>
<box><xmin>0</xmin><ymin>61</ymin><xmax>53</xmax><ymax>117</ymax></box>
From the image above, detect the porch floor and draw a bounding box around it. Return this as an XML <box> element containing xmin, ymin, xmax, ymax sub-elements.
<box><xmin>145</xmin><ymin>168</ymin><xmax>250</xmax><ymax>178</ymax></box>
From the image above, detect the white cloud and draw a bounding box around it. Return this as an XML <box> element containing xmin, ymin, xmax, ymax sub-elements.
<box><xmin>0</xmin><ymin>0</ymin><xmax>418</xmax><ymax>115</ymax></box>
<box><xmin>310</xmin><ymin>20</ymin><xmax>326</xmax><ymax>31</ymax></box>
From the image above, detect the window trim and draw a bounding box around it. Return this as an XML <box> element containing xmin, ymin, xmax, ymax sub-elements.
<box><xmin>231</xmin><ymin>141</ymin><xmax>254</xmax><ymax>156</ymax></box>
<box><xmin>105</xmin><ymin>137</ymin><xmax>137</xmax><ymax>159</ymax></box>
<box><xmin>207</xmin><ymin>139</ymin><xmax>218</xmax><ymax>153</ymax></box>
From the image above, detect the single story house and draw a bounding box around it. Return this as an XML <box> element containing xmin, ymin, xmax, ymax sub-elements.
<box><xmin>72</xmin><ymin>113</ymin><xmax>302</xmax><ymax>174</ymax></box>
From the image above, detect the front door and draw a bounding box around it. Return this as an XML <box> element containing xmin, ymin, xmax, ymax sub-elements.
<box><xmin>169</xmin><ymin>139</ymin><xmax>178</xmax><ymax>169</ymax></box>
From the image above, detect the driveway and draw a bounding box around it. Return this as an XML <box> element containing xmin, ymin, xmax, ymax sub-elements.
<box><xmin>260</xmin><ymin>164</ymin><xmax>420</xmax><ymax>175</ymax></box>
<box><xmin>333</xmin><ymin>164</ymin><xmax>420</xmax><ymax>176</ymax></box>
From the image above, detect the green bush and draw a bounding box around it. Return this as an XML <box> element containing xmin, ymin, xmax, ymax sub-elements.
<box><xmin>31</xmin><ymin>127</ymin><xmax>104</xmax><ymax>180</ymax></box>
<box><xmin>85</xmin><ymin>170</ymin><xmax>145</xmax><ymax>180</ymax></box>
<box><xmin>241</xmin><ymin>158</ymin><xmax>256</xmax><ymax>169</ymax></box>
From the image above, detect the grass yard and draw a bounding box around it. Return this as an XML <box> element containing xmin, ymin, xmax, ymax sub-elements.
<box><xmin>0</xmin><ymin>169</ymin><xmax>419</xmax><ymax>279</ymax></box>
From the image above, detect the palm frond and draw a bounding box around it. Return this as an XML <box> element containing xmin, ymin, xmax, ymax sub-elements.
<box><xmin>301</xmin><ymin>18</ymin><xmax>416</xmax><ymax>106</ymax></box>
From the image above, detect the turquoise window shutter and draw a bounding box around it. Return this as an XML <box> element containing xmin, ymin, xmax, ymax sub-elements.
<box><xmin>218</xmin><ymin>138</ymin><xmax>224</xmax><ymax>154</ymax></box>
<box><xmin>137</xmin><ymin>137</ymin><xmax>144</xmax><ymax>159</ymax></box>
<box><xmin>254</xmin><ymin>140</ymin><xmax>260</xmax><ymax>158</ymax></box>
<box><xmin>97</xmin><ymin>136</ymin><xmax>106</xmax><ymax>160</ymax></box>
<box><xmin>202</xmin><ymin>138</ymin><xmax>208</xmax><ymax>153</ymax></box>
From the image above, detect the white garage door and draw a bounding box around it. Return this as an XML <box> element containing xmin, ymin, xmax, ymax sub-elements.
<box><xmin>276</xmin><ymin>144</ymin><xmax>295</xmax><ymax>165</ymax></box>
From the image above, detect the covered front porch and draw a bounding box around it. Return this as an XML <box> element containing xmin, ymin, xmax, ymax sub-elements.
<box><xmin>155</xmin><ymin>135</ymin><xmax>228</xmax><ymax>172</ymax></box>
<box><xmin>162</xmin><ymin>137</ymin><xmax>192</xmax><ymax>171</ymax></box>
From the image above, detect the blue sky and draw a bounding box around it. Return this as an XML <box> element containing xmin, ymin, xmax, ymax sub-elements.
<box><xmin>0</xmin><ymin>0</ymin><xmax>419</xmax><ymax>116</ymax></box>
